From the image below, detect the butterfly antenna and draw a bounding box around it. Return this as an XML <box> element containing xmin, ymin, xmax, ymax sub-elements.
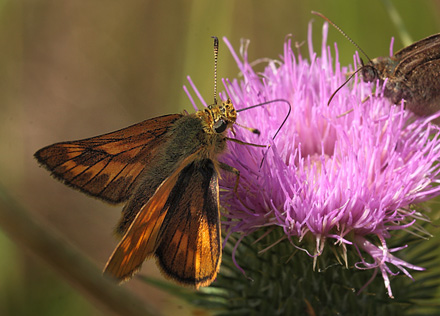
<box><xmin>237</xmin><ymin>99</ymin><xmax>292</xmax><ymax>141</ymax></box>
<box><xmin>311</xmin><ymin>11</ymin><xmax>373</xmax><ymax>64</ymax></box>
<box><xmin>327</xmin><ymin>67</ymin><xmax>366</xmax><ymax>105</ymax></box>
<box><xmin>212</xmin><ymin>36</ymin><xmax>219</xmax><ymax>105</ymax></box>
<box><xmin>239</xmin><ymin>99</ymin><xmax>292</xmax><ymax>168</ymax></box>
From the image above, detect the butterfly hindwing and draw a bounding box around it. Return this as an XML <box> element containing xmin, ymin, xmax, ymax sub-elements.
<box><xmin>103</xmin><ymin>153</ymin><xmax>189</xmax><ymax>280</ymax></box>
<box><xmin>155</xmin><ymin>158</ymin><xmax>221</xmax><ymax>288</ymax></box>
<box><xmin>103</xmin><ymin>156</ymin><xmax>221</xmax><ymax>288</ymax></box>
<box><xmin>34</xmin><ymin>114</ymin><xmax>182</xmax><ymax>203</ymax></box>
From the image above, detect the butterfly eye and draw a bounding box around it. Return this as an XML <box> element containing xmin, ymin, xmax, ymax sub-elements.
<box><xmin>213</xmin><ymin>118</ymin><xmax>228</xmax><ymax>133</ymax></box>
<box><xmin>361</xmin><ymin>65</ymin><xmax>378</xmax><ymax>83</ymax></box>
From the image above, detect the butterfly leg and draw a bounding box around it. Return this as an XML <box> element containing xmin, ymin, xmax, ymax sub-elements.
<box><xmin>221</xmin><ymin>139</ymin><xmax>266</xmax><ymax>210</ymax></box>
<box><xmin>225</xmin><ymin>137</ymin><xmax>266</xmax><ymax>148</ymax></box>
<box><xmin>219</xmin><ymin>162</ymin><xmax>240</xmax><ymax>193</ymax></box>
<box><xmin>219</xmin><ymin>162</ymin><xmax>256</xmax><ymax>212</ymax></box>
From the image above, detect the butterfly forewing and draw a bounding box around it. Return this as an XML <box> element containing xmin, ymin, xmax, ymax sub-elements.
<box><xmin>394</xmin><ymin>35</ymin><xmax>440</xmax><ymax>76</ymax></box>
<box><xmin>394</xmin><ymin>34</ymin><xmax>440</xmax><ymax>60</ymax></box>
<box><xmin>387</xmin><ymin>34</ymin><xmax>440</xmax><ymax>117</ymax></box>
<box><xmin>34</xmin><ymin>114</ymin><xmax>182</xmax><ymax>203</ymax></box>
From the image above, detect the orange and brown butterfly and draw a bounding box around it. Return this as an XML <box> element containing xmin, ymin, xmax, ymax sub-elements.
<box><xmin>34</xmin><ymin>37</ymin><xmax>262</xmax><ymax>289</ymax></box>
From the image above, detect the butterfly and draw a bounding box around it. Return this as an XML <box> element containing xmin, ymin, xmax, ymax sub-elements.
<box><xmin>34</xmin><ymin>37</ymin><xmax>269</xmax><ymax>289</ymax></box>
<box><xmin>313</xmin><ymin>11</ymin><xmax>440</xmax><ymax>122</ymax></box>
<box><xmin>360</xmin><ymin>34</ymin><xmax>440</xmax><ymax>120</ymax></box>
<box><xmin>34</xmin><ymin>96</ymin><xmax>260</xmax><ymax>288</ymax></box>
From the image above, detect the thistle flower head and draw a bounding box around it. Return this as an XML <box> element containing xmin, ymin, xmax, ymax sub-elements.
<box><xmin>185</xmin><ymin>22</ymin><xmax>440</xmax><ymax>298</ymax></box>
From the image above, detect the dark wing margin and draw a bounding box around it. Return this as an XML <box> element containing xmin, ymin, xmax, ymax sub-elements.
<box><xmin>155</xmin><ymin>158</ymin><xmax>221</xmax><ymax>288</ymax></box>
<box><xmin>34</xmin><ymin>114</ymin><xmax>182</xmax><ymax>203</ymax></box>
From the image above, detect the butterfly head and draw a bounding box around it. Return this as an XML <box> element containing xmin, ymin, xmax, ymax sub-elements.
<box><xmin>361</xmin><ymin>57</ymin><xmax>396</xmax><ymax>83</ymax></box>
<box><xmin>204</xmin><ymin>98</ymin><xmax>237</xmax><ymax>134</ymax></box>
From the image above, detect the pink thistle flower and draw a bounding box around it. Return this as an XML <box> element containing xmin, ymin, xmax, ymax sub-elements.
<box><xmin>192</xmin><ymin>22</ymin><xmax>440</xmax><ymax>298</ymax></box>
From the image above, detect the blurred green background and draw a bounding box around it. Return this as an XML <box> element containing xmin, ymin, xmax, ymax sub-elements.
<box><xmin>1</xmin><ymin>0</ymin><xmax>440</xmax><ymax>315</ymax></box>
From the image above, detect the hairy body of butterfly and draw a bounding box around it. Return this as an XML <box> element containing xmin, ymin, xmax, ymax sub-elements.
<box><xmin>34</xmin><ymin>99</ymin><xmax>239</xmax><ymax>288</ymax></box>
<box><xmin>362</xmin><ymin>34</ymin><xmax>440</xmax><ymax>121</ymax></box>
